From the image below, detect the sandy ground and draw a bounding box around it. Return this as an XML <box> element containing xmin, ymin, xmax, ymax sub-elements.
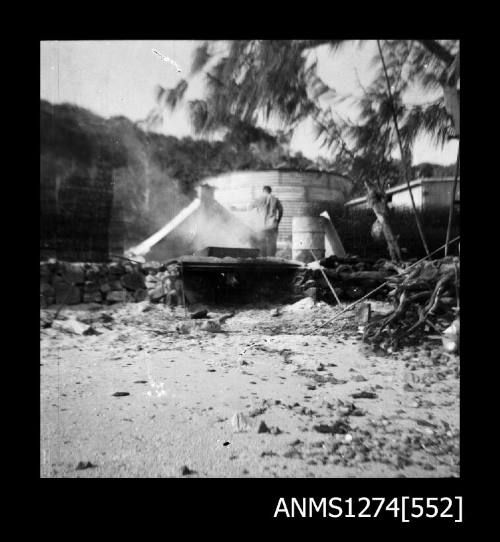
<box><xmin>40</xmin><ymin>300</ymin><xmax>459</xmax><ymax>478</ymax></box>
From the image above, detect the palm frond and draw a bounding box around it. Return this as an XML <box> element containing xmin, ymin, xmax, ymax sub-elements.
<box><xmin>308</xmin><ymin>73</ymin><xmax>336</xmax><ymax>102</ymax></box>
<box><xmin>165</xmin><ymin>79</ymin><xmax>188</xmax><ymax>111</ymax></box>
<box><xmin>399</xmin><ymin>98</ymin><xmax>454</xmax><ymax>149</ymax></box>
<box><xmin>191</xmin><ymin>42</ymin><xmax>212</xmax><ymax>75</ymax></box>
<box><xmin>141</xmin><ymin>109</ymin><xmax>164</xmax><ymax>131</ymax></box>
<box><xmin>154</xmin><ymin>85</ymin><xmax>166</xmax><ymax>104</ymax></box>
<box><xmin>328</xmin><ymin>39</ymin><xmax>357</xmax><ymax>52</ymax></box>
<box><xmin>188</xmin><ymin>99</ymin><xmax>209</xmax><ymax>134</ymax></box>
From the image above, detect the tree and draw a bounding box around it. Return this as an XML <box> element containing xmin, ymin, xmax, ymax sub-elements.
<box><xmin>146</xmin><ymin>40</ymin><xmax>458</xmax><ymax>260</ymax></box>
<box><xmin>312</xmin><ymin>92</ymin><xmax>404</xmax><ymax>261</ymax></box>
<box><xmin>396</xmin><ymin>39</ymin><xmax>460</xmax><ymax>255</ymax></box>
<box><xmin>41</xmin><ymin>98</ymin><xmax>324</xmax><ymax>254</ymax></box>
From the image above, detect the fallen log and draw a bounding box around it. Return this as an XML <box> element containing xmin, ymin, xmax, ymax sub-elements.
<box><xmin>338</xmin><ymin>271</ymin><xmax>388</xmax><ymax>282</ymax></box>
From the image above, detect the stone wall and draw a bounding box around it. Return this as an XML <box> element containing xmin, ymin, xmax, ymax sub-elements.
<box><xmin>40</xmin><ymin>260</ymin><xmax>178</xmax><ymax>308</ymax></box>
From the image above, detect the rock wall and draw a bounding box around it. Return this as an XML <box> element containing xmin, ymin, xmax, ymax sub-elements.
<box><xmin>40</xmin><ymin>260</ymin><xmax>178</xmax><ymax>308</ymax></box>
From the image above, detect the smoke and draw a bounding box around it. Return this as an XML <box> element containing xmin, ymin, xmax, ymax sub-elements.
<box><xmin>190</xmin><ymin>200</ymin><xmax>259</xmax><ymax>251</ymax></box>
<box><xmin>110</xmin><ymin>123</ymin><xmax>195</xmax><ymax>249</ymax></box>
<box><xmin>42</xmin><ymin>100</ymin><xmax>266</xmax><ymax>260</ymax></box>
<box><xmin>110</xmin><ymin>125</ymin><xmax>264</xmax><ymax>259</ymax></box>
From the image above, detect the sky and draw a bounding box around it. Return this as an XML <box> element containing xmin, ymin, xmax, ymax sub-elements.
<box><xmin>40</xmin><ymin>40</ymin><xmax>458</xmax><ymax>165</ymax></box>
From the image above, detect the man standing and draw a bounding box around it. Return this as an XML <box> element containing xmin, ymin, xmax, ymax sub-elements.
<box><xmin>251</xmin><ymin>186</ymin><xmax>284</xmax><ymax>257</ymax></box>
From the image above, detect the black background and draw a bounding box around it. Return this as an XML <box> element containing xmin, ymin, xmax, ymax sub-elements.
<box><xmin>4</xmin><ymin>9</ymin><xmax>488</xmax><ymax>534</ymax></box>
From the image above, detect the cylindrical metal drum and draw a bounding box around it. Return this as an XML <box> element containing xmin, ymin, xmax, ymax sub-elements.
<box><xmin>292</xmin><ymin>216</ymin><xmax>325</xmax><ymax>263</ymax></box>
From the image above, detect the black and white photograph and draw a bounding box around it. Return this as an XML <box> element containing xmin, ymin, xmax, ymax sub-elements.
<box><xmin>40</xmin><ymin>39</ymin><xmax>460</xmax><ymax>481</ymax></box>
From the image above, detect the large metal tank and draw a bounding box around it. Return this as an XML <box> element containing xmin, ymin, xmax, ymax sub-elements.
<box><xmin>203</xmin><ymin>169</ymin><xmax>353</xmax><ymax>248</ymax></box>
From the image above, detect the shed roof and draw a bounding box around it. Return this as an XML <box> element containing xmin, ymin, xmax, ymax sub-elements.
<box><xmin>345</xmin><ymin>177</ymin><xmax>460</xmax><ymax>208</ymax></box>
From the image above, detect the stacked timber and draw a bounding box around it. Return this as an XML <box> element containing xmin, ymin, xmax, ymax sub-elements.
<box><xmin>363</xmin><ymin>256</ymin><xmax>460</xmax><ymax>348</ymax></box>
<box><xmin>294</xmin><ymin>254</ymin><xmax>460</xmax><ymax>349</ymax></box>
<box><xmin>293</xmin><ymin>255</ymin><xmax>397</xmax><ymax>303</ymax></box>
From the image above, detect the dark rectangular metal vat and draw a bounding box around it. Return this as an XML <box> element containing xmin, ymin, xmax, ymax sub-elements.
<box><xmin>193</xmin><ymin>246</ymin><xmax>260</xmax><ymax>259</ymax></box>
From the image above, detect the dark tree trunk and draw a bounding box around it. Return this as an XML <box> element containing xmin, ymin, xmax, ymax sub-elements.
<box><xmin>366</xmin><ymin>184</ymin><xmax>402</xmax><ymax>263</ymax></box>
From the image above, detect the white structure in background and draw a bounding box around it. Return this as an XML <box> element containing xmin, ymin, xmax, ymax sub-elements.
<box><xmin>345</xmin><ymin>177</ymin><xmax>460</xmax><ymax>212</ymax></box>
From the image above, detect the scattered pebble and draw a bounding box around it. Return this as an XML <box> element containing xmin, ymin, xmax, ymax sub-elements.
<box><xmin>256</xmin><ymin>420</ymin><xmax>271</xmax><ymax>434</ymax></box>
<box><xmin>76</xmin><ymin>461</ymin><xmax>96</xmax><ymax>470</ymax></box>
<box><xmin>313</xmin><ymin>419</ymin><xmax>350</xmax><ymax>435</ymax></box>
<box><xmin>230</xmin><ymin>412</ymin><xmax>253</xmax><ymax>432</ymax></box>
<box><xmin>351</xmin><ymin>391</ymin><xmax>378</xmax><ymax>399</ymax></box>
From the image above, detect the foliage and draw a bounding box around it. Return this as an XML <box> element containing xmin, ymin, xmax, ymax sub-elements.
<box><xmin>146</xmin><ymin>39</ymin><xmax>458</xmax><ymax>262</ymax></box>
<box><xmin>412</xmin><ymin>162</ymin><xmax>457</xmax><ymax>178</ymax></box>
<box><xmin>150</xmin><ymin>40</ymin><xmax>458</xmax><ymax>197</ymax></box>
<box><xmin>40</xmin><ymin>99</ymin><xmax>324</xmax><ymax>252</ymax></box>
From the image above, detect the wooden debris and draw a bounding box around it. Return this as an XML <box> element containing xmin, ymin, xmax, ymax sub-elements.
<box><xmin>362</xmin><ymin>257</ymin><xmax>460</xmax><ymax>348</ymax></box>
<box><xmin>294</xmin><ymin>255</ymin><xmax>394</xmax><ymax>304</ymax></box>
